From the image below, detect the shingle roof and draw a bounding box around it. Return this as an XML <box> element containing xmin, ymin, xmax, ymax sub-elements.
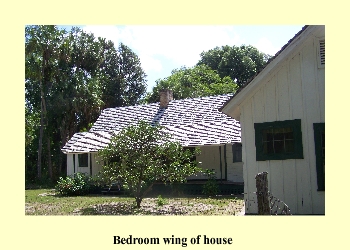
<box><xmin>62</xmin><ymin>94</ymin><xmax>241</xmax><ymax>153</ymax></box>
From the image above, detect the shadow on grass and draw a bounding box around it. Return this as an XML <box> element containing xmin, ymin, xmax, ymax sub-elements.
<box><xmin>144</xmin><ymin>193</ymin><xmax>244</xmax><ymax>200</ymax></box>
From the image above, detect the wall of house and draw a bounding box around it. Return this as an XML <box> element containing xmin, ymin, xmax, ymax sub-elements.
<box><xmin>189</xmin><ymin>144</ymin><xmax>243</xmax><ymax>182</ymax></box>
<box><xmin>66</xmin><ymin>153</ymin><xmax>102</xmax><ymax>176</ymax></box>
<box><xmin>239</xmin><ymin>27</ymin><xmax>325</xmax><ymax>214</ymax></box>
<box><xmin>67</xmin><ymin>154</ymin><xmax>74</xmax><ymax>176</ymax></box>
<box><xmin>91</xmin><ymin>153</ymin><xmax>103</xmax><ymax>176</ymax></box>
<box><xmin>67</xmin><ymin>146</ymin><xmax>244</xmax><ymax>184</ymax></box>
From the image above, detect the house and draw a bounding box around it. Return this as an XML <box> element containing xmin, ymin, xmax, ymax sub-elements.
<box><xmin>220</xmin><ymin>25</ymin><xmax>325</xmax><ymax>214</ymax></box>
<box><xmin>62</xmin><ymin>90</ymin><xmax>243</xmax><ymax>183</ymax></box>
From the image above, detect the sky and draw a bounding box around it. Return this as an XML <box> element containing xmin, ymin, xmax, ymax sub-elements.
<box><xmin>58</xmin><ymin>25</ymin><xmax>304</xmax><ymax>93</ymax></box>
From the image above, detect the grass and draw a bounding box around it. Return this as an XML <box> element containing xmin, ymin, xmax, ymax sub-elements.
<box><xmin>25</xmin><ymin>189</ymin><xmax>244</xmax><ymax>216</ymax></box>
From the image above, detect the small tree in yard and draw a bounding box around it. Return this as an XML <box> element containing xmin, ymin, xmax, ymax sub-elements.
<box><xmin>98</xmin><ymin>120</ymin><xmax>201</xmax><ymax>208</ymax></box>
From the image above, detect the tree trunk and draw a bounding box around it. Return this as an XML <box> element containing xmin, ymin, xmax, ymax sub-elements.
<box><xmin>135</xmin><ymin>197</ymin><xmax>142</xmax><ymax>208</ymax></box>
<box><xmin>47</xmin><ymin>137</ymin><xmax>52</xmax><ymax>180</ymax></box>
<box><xmin>59</xmin><ymin>125</ymin><xmax>70</xmax><ymax>176</ymax></box>
<box><xmin>37</xmin><ymin>52</ymin><xmax>47</xmax><ymax>180</ymax></box>
<box><xmin>37</xmin><ymin>98</ymin><xmax>44</xmax><ymax>179</ymax></box>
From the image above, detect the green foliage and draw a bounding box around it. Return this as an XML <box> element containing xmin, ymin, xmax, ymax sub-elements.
<box><xmin>197</xmin><ymin>45</ymin><xmax>271</xmax><ymax>87</ymax></box>
<box><xmin>144</xmin><ymin>64</ymin><xmax>238</xmax><ymax>103</ymax></box>
<box><xmin>25</xmin><ymin>25</ymin><xmax>147</xmax><ymax>181</ymax></box>
<box><xmin>202</xmin><ymin>169</ymin><xmax>219</xmax><ymax>197</ymax></box>
<box><xmin>55</xmin><ymin>173</ymin><xmax>97</xmax><ymax>196</ymax></box>
<box><xmin>156</xmin><ymin>195</ymin><xmax>167</xmax><ymax>207</ymax></box>
<box><xmin>97</xmin><ymin>120</ymin><xmax>201</xmax><ymax>207</ymax></box>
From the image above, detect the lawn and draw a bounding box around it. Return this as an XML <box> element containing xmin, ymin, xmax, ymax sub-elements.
<box><xmin>25</xmin><ymin>189</ymin><xmax>245</xmax><ymax>216</ymax></box>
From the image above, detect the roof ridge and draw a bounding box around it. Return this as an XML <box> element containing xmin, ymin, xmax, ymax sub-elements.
<box><xmin>104</xmin><ymin>93</ymin><xmax>235</xmax><ymax>112</ymax></box>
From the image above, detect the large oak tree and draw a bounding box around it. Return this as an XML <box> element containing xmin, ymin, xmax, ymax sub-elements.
<box><xmin>25</xmin><ymin>25</ymin><xmax>147</xmax><ymax>182</ymax></box>
<box><xmin>197</xmin><ymin>45</ymin><xmax>271</xmax><ymax>87</ymax></box>
<box><xmin>144</xmin><ymin>64</ymin><xmax>238</xmax><ymax>103</ymax></box>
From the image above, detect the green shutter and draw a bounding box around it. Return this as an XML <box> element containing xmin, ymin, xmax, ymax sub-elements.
<box><xmin>313</xmin><ymin>123</ymin><xmax>325</xmax><ymax>191</ymax></box>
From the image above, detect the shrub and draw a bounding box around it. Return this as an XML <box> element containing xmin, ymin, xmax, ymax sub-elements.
<box><xmin>55</xmin><ymin>173</ymin><xmax>95</xmax><ymax>196</ymax></box>
<box><xmin>202</xmin><ymin>169</ymin><xmax>219</xmax><ymax>196</ymax></box>
<box><xmin>156</xmin><ymin>195</ymin><xmax>167</xmax><ymax>206</ymax></box>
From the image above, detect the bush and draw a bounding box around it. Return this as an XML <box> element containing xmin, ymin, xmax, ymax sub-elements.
<box><xmin>202</xmin><ymin>169</ymin><xmax>219</xmax><ymax>196</ymax></box>
<box><xmin>156</xmin><ymin>195</ymin><xmax>167</xmax><ymax>206</ymax></box>
<box><xmin>55</xmin><ymin>173</ymin><xmax>96</xmax><ymax>196</ymax></box>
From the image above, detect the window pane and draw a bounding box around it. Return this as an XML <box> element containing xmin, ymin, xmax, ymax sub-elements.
<box><xmin>284</xmin><ymin>127</ymin><xmax>294</xmax><ymax>140</ymax></box>
<box><xmin>274</xmin><ymin>128</ymin><xmax>285</xmax><ymax>141</ymax></box>
<box><xmin>274</xmin><ymin>140</ymin><xmax>284</xmax><ymax>153</ymax></box>
<box><xmin>79</xmin><ymin>154</ymin><xmax>88</xmax><ymax>167</ymax></box>
<box><xmin>285</xmin><ymin>139</ymin><xmax>295</xmax><ymax>153</ymax></box>
<box><xmin>263</xmin><ymin>129</ymin><xmax>273</xmax><ymax>154</ymax></box>
<box><xmin>263</xmin><ymin>140</ymin><xmax>274</xmax><ymax>154</ymax></box>
<box><xmin>232</xmin><ymin>143</ymin><xmax>242</xmax><ymax>162</ymax></box>
<box><xmin>263</xmin><ymin>128</ymin><xmax>273</xmax><ymax>141</ymax></box>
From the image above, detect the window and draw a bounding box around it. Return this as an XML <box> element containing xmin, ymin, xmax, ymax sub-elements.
<box><xmin>232</xmin><ymin>143</ymin><xmax>242</xmax><ymax>162</ymax></box>
<box><xmin>313</xmin><ymin>123</ymin><xmax>325</xmax><ymax>191</ymax></box>
<box><xmin>78</xmin><ymin>154</ymin><xmax>88</xmax><ymax>167</ymax></box>
<box><xmin>254</xmin><ymin>119</ymin><xmax>303</xmax><ymax>161</ymax></box>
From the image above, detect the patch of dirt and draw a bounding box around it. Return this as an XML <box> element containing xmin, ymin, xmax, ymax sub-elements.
<box><xmin>72</xmin><ymin>198</ymin><xmax>244</xmax><ymax>216</ymax></box>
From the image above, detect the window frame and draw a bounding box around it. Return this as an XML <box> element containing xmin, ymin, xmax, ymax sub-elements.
<box><xmin>254</xmin><ymin>119</ymin><xmax>304</xmax><ymax>161</ymax></box>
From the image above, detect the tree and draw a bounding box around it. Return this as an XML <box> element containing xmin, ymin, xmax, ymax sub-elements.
<box><xmin>144</xmin><ymin>64</ymin><xmax>238</xmax><ymax>103</ymax></box>
<box><xmin>98</xmin><ymin>121</ymin><xmax>201</xmax><ymax>208</ymax></box>
<box><xmin>25</xmin><ymin>25</ymin><xmax>66</xmax><ymax>179</ymax></box>
<box><xmin>25</xmin><ymin>25</ymin><xmax>147</xmax><ymax>182</ymax></box>
<box><xmin>197</xmin><ymin>45</ymin><xmax>271</xmax><ymax>87</ymax></box>
<box><xmin>99</xmin><ymin>41</ymin><xmax>147</xmax><ymax>108</ymax></box>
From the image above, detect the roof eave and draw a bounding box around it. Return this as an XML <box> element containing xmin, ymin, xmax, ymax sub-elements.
<box><xmin>61</xmin><ymin>150</ymin><xmax>99</xmax><ymax>154</ymax></box>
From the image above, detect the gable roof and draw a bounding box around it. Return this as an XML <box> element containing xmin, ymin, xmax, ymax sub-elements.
<box><xmin>62</xmin><ymin>94</ymin><xmax>241</xmax><ymax>153</ymax></box>
<box><xmin>220</xmin><ymin>25</ymin><xmax>313</xmax><ymax>117</ymax></box>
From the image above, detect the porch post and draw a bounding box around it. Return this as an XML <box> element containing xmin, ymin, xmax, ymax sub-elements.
<box><xmin>219</xmin><ymin>146</ymin><xmax>222</xmax><ymax>182</ymax></box>
<box><xmin>90</xmin><ymin>153</ymin><xmax>92</xmax><ymax>176</ymax></box>
<box><xmin>224</xmin><ymin>144</ymin><xmax>227</xmax><ymax>181</ymax></box>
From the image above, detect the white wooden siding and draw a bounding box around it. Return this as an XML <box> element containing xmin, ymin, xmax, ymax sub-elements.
<box><xmin>67</xmin><ymin>154</ymin><xmax>74</xmax><ymax>176</ymax></box>
<box><xmin>91</xmin><ymin>153</ymin><xmax>103</xmax><ymax>176</ymax></box>
<box><xmin>239</xmin><ymin>28</ymin><xmax>325</xmax><ymax>214</ymax></box>
<box><xmin>225</xmin><ymin>144</ymin><xmax>244</xmax><ymax>183</ymax></box>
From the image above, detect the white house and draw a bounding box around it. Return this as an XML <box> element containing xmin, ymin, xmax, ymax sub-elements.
<box><xmin>62</xmin><ymin>91</ymin><xmax>243</xmax><ymax>183</ymax></box>
<box><xmin>220</xmin><ymin>25</ymin><xmax>325</xmax><ymax>214</ymax></box>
